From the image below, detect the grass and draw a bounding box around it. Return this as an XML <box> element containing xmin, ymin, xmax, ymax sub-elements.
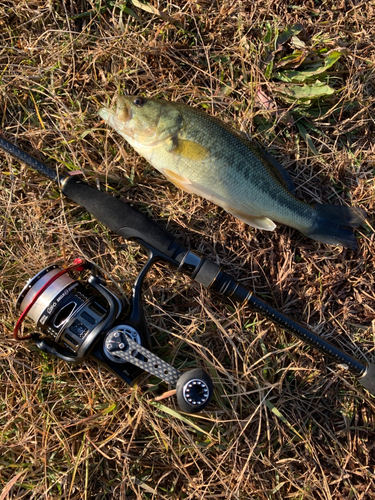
<box><xmin>1</xmin><ymin>0</ymin><xmax>375</xmax><ymax>498</ymax></box>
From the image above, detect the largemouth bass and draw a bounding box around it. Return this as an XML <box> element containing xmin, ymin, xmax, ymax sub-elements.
<box><xmin>99</xmin><ymin>96</ymin><xmax>366</xmax><ymax>249</ymax></box>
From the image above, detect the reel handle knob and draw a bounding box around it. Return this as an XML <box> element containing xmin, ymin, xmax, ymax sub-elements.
<box><xmin>176</xmin><ymin>368</ymin><xmax>214</xmax><ymax>413</ymax></box>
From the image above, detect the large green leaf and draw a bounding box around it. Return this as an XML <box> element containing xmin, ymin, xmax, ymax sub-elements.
<box><xmin>274</xmin><ymin>82</ymin><xmax>335</xmax><ymax>104</ymax></box>
<box><xmin>274</xmin><ymin>49</ymin><xmax>343</xmax><ymax>83</ymax></box>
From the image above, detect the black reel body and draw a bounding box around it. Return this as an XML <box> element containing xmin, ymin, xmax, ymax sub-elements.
<box><xmin>16</xmin><ymin>259</ymin><xmax>214</xmax><ymax>413</ymax></box>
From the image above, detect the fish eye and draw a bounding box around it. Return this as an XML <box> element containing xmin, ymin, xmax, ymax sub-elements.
<box><xmin>133</xmin><ymin>97</ymin><xmax>144</xmax><ymax>107</ymax></box>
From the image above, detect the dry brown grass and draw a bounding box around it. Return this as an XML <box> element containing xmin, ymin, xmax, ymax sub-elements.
<box><xmin>1</xmin><ymin>0</ymin><xmax>375</xmax><ymax>498</ymax></box>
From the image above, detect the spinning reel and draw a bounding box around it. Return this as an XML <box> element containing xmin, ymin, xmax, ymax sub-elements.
<box><xmin>15</xmin><ymin>257</ymin><xmax>214</xmax><ymax>414</ymax></box>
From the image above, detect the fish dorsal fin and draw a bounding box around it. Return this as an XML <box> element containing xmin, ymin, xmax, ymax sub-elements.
<box><xmin>257</xmin><ymin>146</ymin><xmax>295</xmax><ymax>195</ymax></box>
<box><xmin>167</xmin><ymin>136</ymin><xmax>210</xmax><ymax>161</ymax></box>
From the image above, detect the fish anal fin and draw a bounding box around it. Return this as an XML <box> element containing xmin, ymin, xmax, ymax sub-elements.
<box><xmin>226</xmin><ymin>208</ymin><xmax>276</xmax><ymax>231</ymax></box>
<box><xmin>168</xmin><ymin>136</ymin><xmax>210</xmax><ymax>161</ymax></box>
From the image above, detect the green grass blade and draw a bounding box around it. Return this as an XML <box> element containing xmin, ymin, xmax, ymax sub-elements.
<box><xmin>265</xmin><ymin>400</ymin><xmax>304</xmax><ymax>440</ymax></box>
<box><xmin>296</xmin><ymin>121</ymin><xmax>319</xmax><ymax>156</ymax></box>
<box><xmin>151</xmin><ymin>402</ymin><xmax>212</xmax><ymax>437</ymax></box>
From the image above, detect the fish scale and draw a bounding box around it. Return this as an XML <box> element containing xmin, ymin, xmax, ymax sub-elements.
<box><xmin>99</xmin><ymin>96</ymin><xmax>366</xmax><ymax>249</ymax></box>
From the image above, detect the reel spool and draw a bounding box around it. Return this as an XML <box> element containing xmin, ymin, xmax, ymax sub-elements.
<box><xmin>16</xmin><ymin>264</ymin><xmax>120</xmax><ymax>361</ymax></box>
<box><xmin>15</xmin><ymin>260</ymin><xmax>214</xmax><ymax>414</ymax></box>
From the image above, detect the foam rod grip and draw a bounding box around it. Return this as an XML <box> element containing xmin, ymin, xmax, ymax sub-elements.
<box><xmin>62</xmin><ymin>177</ymin><xmax>185</xmax><ymax>259</ymax></box>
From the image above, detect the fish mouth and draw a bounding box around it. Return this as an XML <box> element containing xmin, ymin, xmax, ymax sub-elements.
<box><xmin>99</xmin><ymin>95</ymin><xmax>165</xmax><ymax>146</ymax></box>
<box><xmin>115</xmin><ymin>96</ymin><xmax>132</xmax><ymax>122</ymax></box>
<box><xmin>98</xmin><ymin>96</ymin><xmax>132</xmax><ymax>125</ymax></box>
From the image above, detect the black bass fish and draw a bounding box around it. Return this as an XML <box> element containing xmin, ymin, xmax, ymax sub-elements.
<box><xmin>99</xmin><ymin>96</ymin><xmax>366</xmax><ymax>248</ymax></box>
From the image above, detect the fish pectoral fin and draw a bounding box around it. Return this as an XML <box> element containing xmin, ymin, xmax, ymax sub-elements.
<box><xmin>162</xmin><ymin>168</ymin><xmax>196</xmax><ymax>193</ymax></box>
<box><xmin>226</xmin><ymin>207</ymin><xmax>276</xmax><ymax>231</ymax></box>
<box><xmin>167</xmin><ymin>136</ymin><xmax>210</xmax><ymax>161</ymax></box>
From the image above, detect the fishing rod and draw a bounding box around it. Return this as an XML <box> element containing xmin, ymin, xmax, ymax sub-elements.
<box><xmin>1</xmin><ymin>134</ymin><xmax>374</xmax><ymax>412</ymax></box>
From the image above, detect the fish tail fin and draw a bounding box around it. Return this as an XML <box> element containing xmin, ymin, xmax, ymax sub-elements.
<box><xmin>302</xmin><ymin>204</ymin><xmax>366</xmax><ymax>249</ymax></box>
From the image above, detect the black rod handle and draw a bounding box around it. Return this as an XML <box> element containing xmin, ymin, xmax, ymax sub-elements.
<box><xmin>61</xmin><ymin>176</ymin><xmax>188</xmax><ymax>261</ymax></box>
<box><xmin>0</xmin><ymin>135</ymin><xmax>187</xmax><ymax>262</ymax></box>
